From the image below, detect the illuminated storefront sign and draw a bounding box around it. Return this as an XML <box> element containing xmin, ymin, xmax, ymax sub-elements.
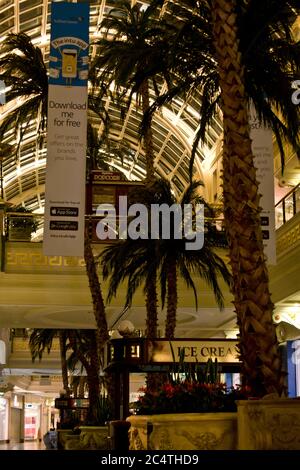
<box><xmin>147</xmin><ymin>339</ymin><xmax>239</xmax><ymax>363</ymax></box>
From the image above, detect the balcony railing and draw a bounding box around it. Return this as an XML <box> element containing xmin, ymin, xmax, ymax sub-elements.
<box><xmin>275</xmin><ymin>183</ymin><xmax>300</xmax><ymax>229</ymax></box>
<box><xmin>4</xmin><ymin>212</ymin><xmax>227</xmax><ymax>245</ymax></box>
<box><xmin>4</xmin><ymin>187</ymin><xmax>300</xmax><ymax>244</ymax></box>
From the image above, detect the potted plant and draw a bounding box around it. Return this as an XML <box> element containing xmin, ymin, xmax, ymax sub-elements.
<box><xmin>64</xmin><ymin>394</ymin><xmax>112</xmax><ymax>450</ymax></box>
<box><xmin>78</xmin><ymin>394</ymin><xmax>112</xmax><ymax>450</ymax></box>
<box><xmin>127</xmin><ymin>359</ymin><xmax>250</xmax><ymax>450</ymax></box>
<box><xmin>8</xmin><ymin>206</ymin><xmax>38</xmax><ymax>241</ymax></box>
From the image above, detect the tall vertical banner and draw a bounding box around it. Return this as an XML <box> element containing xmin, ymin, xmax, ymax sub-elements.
<box><xmin>44</xmin><ymin>2</ymin><xmax>89</xmax><ymax>256</ymax></box>
<box><xmin>249</xmin><ymin>103</ymin><xmax>276</xmax><ymax>265</ymax></box>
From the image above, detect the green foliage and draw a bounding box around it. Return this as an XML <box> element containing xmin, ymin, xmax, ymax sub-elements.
<box><xmin>0</xmin><ymin>32</ymin><xmax>48</xmax><ymax>152</ymax></box>
<box><xmin>170</xmin><ymin>345</ymin><xmax>218</xmax><ymax>385</ymax></box>
<box><xmin>89</xmin><ymin>394</ymin><xmax>112</xmax><ymax>426</ymax></box>
<box><xmin>29</xmin><ymin>329</ymin><xmax>56</xmax><ymax>362</ymax></box>
<box><xmin>101</xmin><ymin>177</ymin><xmax>231</xmax><ymax>319</ymax></box>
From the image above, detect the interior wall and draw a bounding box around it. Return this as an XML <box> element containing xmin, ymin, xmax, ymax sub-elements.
<box><xmin>0</xmin><ymin>397</ymin><xmax>9</xmax><ymax>441</ymax></box>
<box><xmin>10</xmin><ymin>408</ymin><xmax>22</xmax><ymax>443</ymax></box>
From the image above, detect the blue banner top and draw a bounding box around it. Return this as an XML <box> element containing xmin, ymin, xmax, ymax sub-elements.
<box><xmin>49</xmin><ymin>2</ymin><xmax>89</xmax><ymax>87</ymax></box>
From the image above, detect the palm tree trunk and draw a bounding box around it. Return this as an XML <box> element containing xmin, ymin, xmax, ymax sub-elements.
<box><xmin>165</xmin><ymin>258</ymin><xmax>177</xmax><ymax>339</ymax></box>
<box><xmin>79</xmin><ymin>376</ymin><xmax>86</xmax><ymax>399</ymax></box>
<box><xmin>145</xmin><ymin>270</ymin><xmax>158</xmax><ymax>339</ymax></box>
<box><xmin>139</xmin><ymin>68</ymin><xmax>158</xmax><ymax>388</ymax></box>
<box><xmin>84</xmin><ymin>233</ymin><xmax>111</xmax><ymax>400</ymax></box>
<box><xmin>87</xmin><ymin>331</ymin><xmax>101</xmax><ymax>423</ymax></box>
<box><xmin>72</xmin><ymin>378</ymin><xmax>79</xmax><ymax>398</ymax></box>
<box><xmin>68</xmin><ymin>331</ymin><xmax>100</xmax><ymax>423</ymax></box>
<box><xmin>140</xmin><ymin>78</ymin><xmax>155</xmax><ymax>182</ymax></box>
<box><xmin>145</xmin><ymin>268</ymin><xmax>159</xmax><ymax>391</ymax></box>
<box><xmin>140</xmin><ymin>79</ymin><xmax>159</xmax><ymax>388</ymax></box>
<box><xmin>84</xmin><ymin>229</ymin><xmax>109</xmax><ymax>347</ymax></box>
<box><xmin>58</xmin><ymin>331</ymin><xmax>70</xmax><ymax>397</ymax></box>
<box><xmin>212</xmin><ymin>0</ymin><xmax>285</xmax><ymax>396</ymax></box>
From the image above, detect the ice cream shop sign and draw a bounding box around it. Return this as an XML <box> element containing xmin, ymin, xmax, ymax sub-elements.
<box><xmin>105</xmin><ymin>338</ymin><xmax>240</xmax><ymax>371</ymax></box>
<box><xmin>148</xmin><ymin>339</ymin><xmax>239</xmax><ymax>364</ymax></box>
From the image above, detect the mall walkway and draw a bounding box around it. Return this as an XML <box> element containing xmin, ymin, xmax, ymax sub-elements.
<box><xmin>0</xmin><ymin>441</ymin><xmax>46</xmax><ymax>450</ymax></box>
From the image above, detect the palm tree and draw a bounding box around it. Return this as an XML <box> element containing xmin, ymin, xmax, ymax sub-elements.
<box><xmin>210</xmin><ymin>0</ymin><xmax>283</xmax><ymax>396</ymax></box>
<box><xmin>84</xmin><ymin>231</ymin><xmax>109</xmax><ymax>346</ymax></box>
<box><xmin>101</xmin><ymin>178</ymin><xmax>231</xmax><ymax>339</ymax></box>
<box><xmin>90</xmin><ymin>0</ymin><xmax>173</xmax><ymax>182</ymax></box>
<box><xmin>70</xmin><ymin>376</ymin><xmax>84</xmax><ymax>399</ymax></box>
<box><xmin>151</xmin><ymin>178</ymin><xmax>231</xmax><ymax>338</ymax></box>
<box><xmin>0</xmin><ymin>32</ymin><xmax>109</xmax><ymax>153</ymax></box>
<box><xmin>29</xmin><ymin>329</ymin><xmax>71</xmax><ymax>397</ymax></box>
<box><xmin>91</xmin><ymin>1</ymin><xmax>177</xmax><ymax>340</ymax></box>
<box><xmin>147</xmin><ymin>1</ymin><xmax>300</xmax><ymax>175</ymax></box>
<box><xmin>0</xmin><ymin>33</ymin><xmax>48</xmax><ymax>153</ymax></box>
<box><xmin>102</xmin><ymin>237</ymin><xmax>159</xmax><ymax>339</ymax></box>
<box><xmin>152</xmin><ymin>0</ymin><xmax>300</xmax><ymax>395</ymax></box>
<box><xmin>4</xmin><ymin>4</ymin><xmax>299</xmax><ymax>397</ymax></box>
<box><xmin>29</xmin><ymin>328</ymin><xmax>105</xmax><ymax>424</ymax></box>
<box><xmin>67</xmin><ymin>329</ymin><xmax>103</xmax><ymax>424</ymax></box>
<box><xmin>0</xmin><ymin>143</ymin><xmax>13</xmax><ymax>200</ymax></box>
<box><xmin>0</xmin><ymin>31</ymin><xmax>111</xmax><ymax>364</ymax></box>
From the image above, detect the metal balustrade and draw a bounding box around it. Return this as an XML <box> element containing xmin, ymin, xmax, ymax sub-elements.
<box><xmin>4</xmin><ymin>187</ymin><xmax>300</xmax><ymax>244</ymax></box>
<box><xmin>275</xmin><ymin>183</ymin><xmax>300</xmax><ymax>229</ymax></box>
<box><xmin>4</xmin><ymin>212</ymin><xmax>227</xmax><ymax>245</ymax></box>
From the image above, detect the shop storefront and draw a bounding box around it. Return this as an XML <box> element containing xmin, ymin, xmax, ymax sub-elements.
<box><xmin>24</xmin><ymin>403</ymin><xmax>40</xmax><ymax>441</ymax></box>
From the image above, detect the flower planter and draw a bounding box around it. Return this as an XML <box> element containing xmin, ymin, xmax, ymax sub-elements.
<box><xmin>127</xmin><ymin>412</ymin><xmax>237</xmax><ymax>450</ymax></box>
<box><xmin>62</xmin><ymin>433</ymin><xmax>81</xmax><ymax>450</ymax></box>
<box><xmin>56</xmin><ymin>429</ymin><xmax>73</xmax><ymax>449</ymax></box>
<box><xmin>78</xmin><ymin>425</ymin><xmax>108</xmax><ymax>450</ymax></box>
<box><xmin>237</xmin><ymin>398</ymin><xmax>300</xmax><ymax>450</ymax></box>
<box><xmin>63</xmin><ymin>426</ymin><xmax>109</xmax><ymax>450</ymax></box>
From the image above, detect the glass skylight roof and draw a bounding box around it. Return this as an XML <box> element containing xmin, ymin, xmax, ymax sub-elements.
<box><xmin>0</xmin><ymin>0</ymin><xmax>222</xmax><ymax>212</ymax></box>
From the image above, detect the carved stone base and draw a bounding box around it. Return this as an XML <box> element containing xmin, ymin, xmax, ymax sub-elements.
<box><xmin>57</xmin><ymin>429</ymin><xmax>73</xmax><ymax>449</ymax></box>
<box><xmin>127</xmin><ymin>413</ymin><xmax>237</xmax><ymax>450</ymax></box>
<box><xmin>237</xmin><ymin>398</ymin><xmax>300</xmax><ymax>449</ymax></box>
<box><xmin>62</xmin><ymin>426</ymin><xmax>108</xmax><ymax>450</ymax></box>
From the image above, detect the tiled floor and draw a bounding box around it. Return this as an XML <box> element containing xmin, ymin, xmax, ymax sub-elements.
<box><xmin>0</xmin><ymin>441</ymin><xmax>46</xmax><ymax>450</ymax></box>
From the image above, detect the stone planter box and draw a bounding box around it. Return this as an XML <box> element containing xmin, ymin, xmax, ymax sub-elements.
<box><xmin>62</xmin><ymin>426</ymin><xmax>108</xmax><ymax>450</ymax></box>
<box><xmin>78</xmin><ymin>425</ymin><xmax>108</xmax><ymax>450</ymax></box>
<box><xmin>237</xmin><ymin>398</ymin><xmax>300</xmax><ymax>450</ymax></box>
<box><xmin>56</xmin><ymin>429</ymin><xmax>73</xmax><ymax>449</ymax></box>
<box><xmin>127</xmin><ymin>412</ymin><xmax>237</xmax><ymax>450</ymax></box>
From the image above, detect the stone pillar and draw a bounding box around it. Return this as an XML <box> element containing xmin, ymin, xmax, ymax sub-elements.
<box><xmin>19</xmin><ymin>395</ymin><xmax>25</xmax><ymax>443</ymax></box>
